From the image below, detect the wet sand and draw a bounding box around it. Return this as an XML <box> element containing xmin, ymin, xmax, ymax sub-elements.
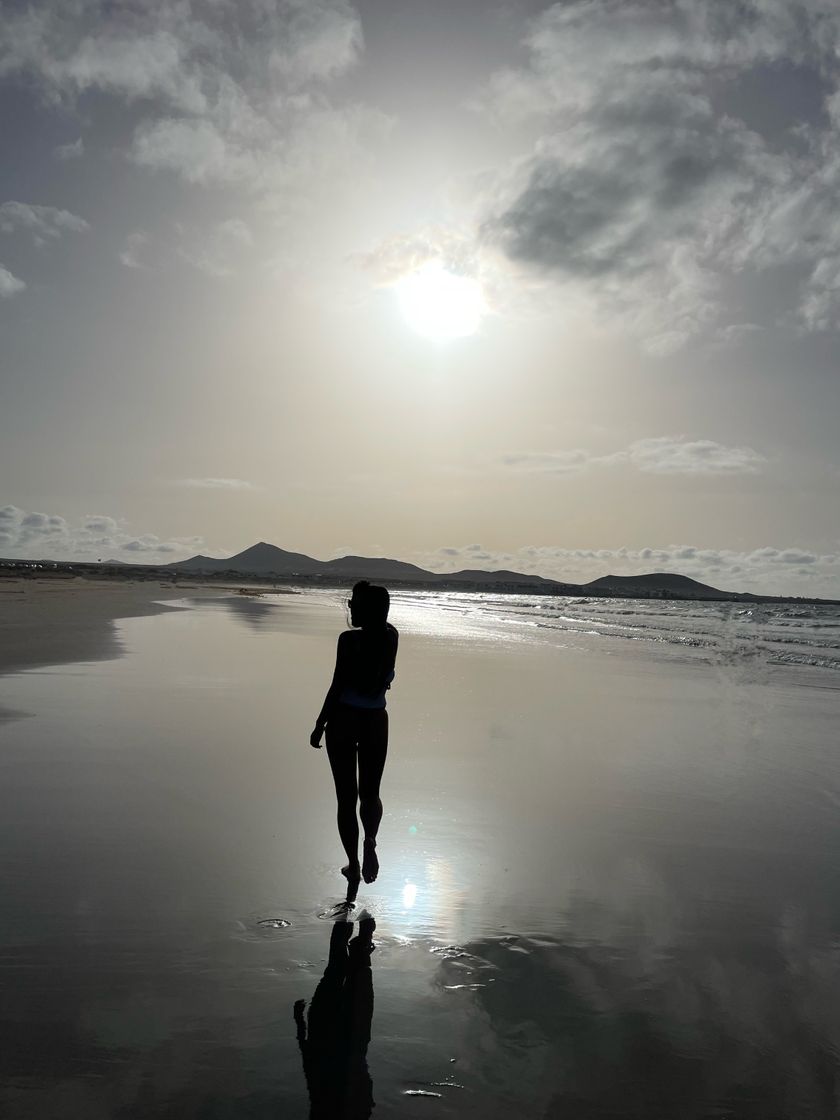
<box><xmin>1</xmin><ymin>588</ymin><xmax>839</xmax><ymax>1117</ymax></box>
<box><xmin>0</xmin><ymin>577</ymin><xmax>218</xmax><ymax>676</ymax></box>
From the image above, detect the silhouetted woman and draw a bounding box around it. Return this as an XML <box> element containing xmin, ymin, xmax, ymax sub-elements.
<box><xmin>310</xmin><ymin>582</ymin><xmax>398</xmax><ymax>884</ymax></box>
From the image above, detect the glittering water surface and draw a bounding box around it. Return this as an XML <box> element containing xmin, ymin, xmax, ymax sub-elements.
<box><xmin>1</xmin><ymin>590</ymin><xmax>839</xmax><ymax>1118</ymax></box>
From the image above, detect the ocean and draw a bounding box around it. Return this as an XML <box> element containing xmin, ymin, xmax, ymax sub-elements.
<box><xmin>390</xmin><ymin>588</ymin><xmax>840</xmax><ymax>677</ymax></box>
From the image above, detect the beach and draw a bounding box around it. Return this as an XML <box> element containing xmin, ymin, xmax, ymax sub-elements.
<box><xmin>2</xmin><ymin>582</ymin><xmax>840</xmax><ymax>1118</ymax></box>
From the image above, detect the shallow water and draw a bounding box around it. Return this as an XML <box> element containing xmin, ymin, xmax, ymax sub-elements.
<box><xmin>1</xmin><ymin>591</ymin><xmax>840</xmax><ymax>1118</ymax></box>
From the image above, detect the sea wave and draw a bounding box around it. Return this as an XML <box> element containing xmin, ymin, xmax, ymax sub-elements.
<box><xmin>391</xmin><ymin>590</ymin><xmax>840</xmax><ymax>675</ymax></box>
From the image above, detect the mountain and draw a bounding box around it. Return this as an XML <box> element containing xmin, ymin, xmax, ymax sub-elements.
<box><xmin>171</xmin><ymin>542</ymin><xmax>728</xmax><ymax>598</ymax></box>
<box><xmin>583</xmin><ymin>572</ymin><xmax>727</xmax><ymax>598</ymax></box>
<box><xmin>173</xmin><ymin>542</ymin><xmax>324</xmax><ymax>575</ymax></box>
<box><xmin>172</xmin><ymin>543</ymin><xmax>570</xmax><ymax>589</ymax></box>
<box><xmin>438</xmin><ymin>568</ymin><xmax>569</xmax><ymax>587</ymax></box>
<box><xmin>321</xmin><ymin>554</ymin><xmax>434</xmax><ymax>581</ymax></box>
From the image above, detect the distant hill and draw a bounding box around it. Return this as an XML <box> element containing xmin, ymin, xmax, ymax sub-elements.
<box><xmin>173</xmin><ymin>542</ymin><xmax>324</xmax><ymax>575</ymax></box>
<box><xmin>321</xmin><ymin>554</ymin><xmax>434</xmax><ymax>581</ymax></box>
<box><xmin>172</xmin><ymin>542</ymin><xmax>566</xmax><ymax>589</ymax></box>
<box><xmin>584</xmin><ymin>572</ymin><xmax>728</xmax><ymax>598</ymax></box>
<box><xmin>440</xmin><ymin>568</ymin><xmax>568</xmax><ymax>586</ymax></box>
<box><xmin>171</xmin><ymin>542</ymin><xmax>729</xmax><ymax>599</ymax></box>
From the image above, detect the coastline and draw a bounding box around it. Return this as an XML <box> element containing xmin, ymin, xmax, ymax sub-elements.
<box><xmin>4</xmin><ymin>557</ymin><xmax>838</xmax><ymax>606</ymax></box>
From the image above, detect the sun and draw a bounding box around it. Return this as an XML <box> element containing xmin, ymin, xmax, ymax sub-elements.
<box><xmin>395</xmin><ymin>261</ymin><xmax>485</xmax><ymax>341</ymax></box>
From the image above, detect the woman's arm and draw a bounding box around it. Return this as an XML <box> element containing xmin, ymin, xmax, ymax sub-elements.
<box><xmin>310</xmin><ymin>632</ymin><xmax>351</xmax><ymax>748</ymax></box>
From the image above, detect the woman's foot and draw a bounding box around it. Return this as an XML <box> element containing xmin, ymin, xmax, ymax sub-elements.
<box><xmin>362</xmin><ymin>839</ymin><xmax>379</xmax><ymax>884</ymax></box>
<box><xmin>342</xmin><ymin>861</ymin><xmax>361</xmax><ymax>883</ymax></box>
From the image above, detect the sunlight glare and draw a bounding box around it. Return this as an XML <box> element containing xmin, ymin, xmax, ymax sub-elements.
<box><xmin>395</xmin><ymin>261</ymin><xmax>485</xmax><ymax>341</ymax></box>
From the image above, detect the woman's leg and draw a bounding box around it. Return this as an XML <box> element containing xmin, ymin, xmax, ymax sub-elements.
<box><xmin>358</xmin><ymin>710</ymin><xmax>388</xmax><ymax>882</ymax></box>
<box><xmin>326</xmin><ymin>714</ymin><xmax>360</xmax><ymax>878</ymax></box>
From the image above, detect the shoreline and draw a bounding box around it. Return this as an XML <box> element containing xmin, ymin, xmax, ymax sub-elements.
<box><xmin>3</xmin><ymin>558</ymin><xmax>838</xmax><ymax>607</ymax></box>
<box><xmin>0</xmin><ymin>577</ymin><xmax>229</xmax><ymax>683</ymax></box>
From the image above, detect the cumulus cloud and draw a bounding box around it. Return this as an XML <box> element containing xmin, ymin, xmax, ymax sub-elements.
<box><xmin>0</xmin><ymin>264</ymin><xmax>25</xmax><ymax>297</ymax></box>
<box><xmin>132</xmin><ymin>118</ymin><xmax>259</xmax><ymax>186</ymax></box>
<box><xmin>421</xmin><ymin>540</ymin><xmax>840</xmax><ymax>598</ymax></box>
<box><xmin>0</xmin><ymin>201</ymin><xmax>89</xmax><ymax>244</ymax></box>
<box><xmin>503</xmin><ymin>437</ymin><xmax>766</xmax><ymax>476</ymax></box>
<box><xmin>82</xmin><ymin>515</ymin><xmax>118</xmax><ymax>534</ymax></box>
<box><xmin>0</xmin><ymin>1</ymin><xmax>388</xmax><ymax>207</ymax></box>
<box><xmin>175</xmin><ymin>477</ymin><xmax>256</xmax><ymax>490</ymax></box>
<box><xmin>0</xmin><ymin>504</ymin><xmax>204</xmax><ymax>561</ymax></box>
<box><xmin>477</xmin><ymin>0</ymin><xmax>840</xmax><ymax>349</ymax></box>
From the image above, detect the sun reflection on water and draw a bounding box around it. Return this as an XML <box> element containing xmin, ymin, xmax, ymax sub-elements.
<box><xmin>402</xmin><ymin>881</ymin><xmax>418</xmax><ymax>909</ymax></box>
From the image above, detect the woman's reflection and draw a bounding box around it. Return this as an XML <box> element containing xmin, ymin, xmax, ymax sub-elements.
<box><xmin>294</xmin><ymin>916</ymin><xmax>376</xmax><ymax>1119</ymax></box>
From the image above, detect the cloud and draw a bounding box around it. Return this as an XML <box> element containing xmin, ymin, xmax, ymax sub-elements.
<box><xmin>0</xmin><ymin>7</ymin><xmax>207</xmax><ymax>110</ymax></box>
<box><xmin>477</xmin><ymin>0</ymin><xmax>840</xmax><ymax>349</ymax></box>
<box><xmin>132</xmin><ymin>118</ymin><xmax>259</xmax><ymax>186</ymax></box>
<box><xmin>502</xmin><ymin>449</ymin><xmax>592</xmax><ymax>475</ymax></box>
<box><xmin>420</xmin><ymin>540</ymin><xmax>840</xmax><ymax>598</ymax></box>
<box><xmin>0</xmin><ymin>505</ymin><xmax>68</xmax><ymax>551</ymax></box>
<box><xmin>119</xmin><ymin>231</ymin><xmax>148</xmax><ymax>269</ymax></box>
<box><xmin>54</xmin><ymin>137</ymin><xmax>83</xmax><ymax>160</ymax></box>
<box><xmin>0</xmin><ymin>201</ymin><xmax>89</xmax><ymax>245</ymax></box>
<box><xmin>82</xmin><ymin>515</ymin><xmax>118</xmax><ymax>534</ymax></box>
<box><xmin>175</xmin><ymin>478</ymin><xmax>256</xmax><ymax>490</ymax></box>
<box><xmin>358</xmin><ymin>228</ymin><xmax>480</xmax><ymax>285</ymax></box>
<box><xmin>503</xmin><ymin>437</ymin><xmax>766</xmax><ymax>476</ymax></box>
<box><xmin>0</xmin><ymin>264</ymin><xmax>25</xmax><ymax>297</ymax></box>
<box><xmin>0</xmin><ymin>504</ymin><xmax>204</xmax><ymax>561</ymax></box>
<box><xmin>268</xmin><ymin>0</ymin><xmax>363</xmax><ymax>87</ymax></box>
<box><xmin>0</xmin><ymin>2</ymin><xmax>388</xmax><ymax>208</ymax></box>
<box><xmin>0</xmin><ymin>0</ymin><xmax>364</xmax><ymax>105</ymax></box>
<box><xmin>622</xmin><ymin>437</ymin><xmax>767</xmax><ymax>474</ymax></box>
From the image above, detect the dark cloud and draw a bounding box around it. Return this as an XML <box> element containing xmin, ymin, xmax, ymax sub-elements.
<box><xmin>20</xmin><ymin>512</ymin><xmax>66</xmax><ymax>533</ymax></box>
<box><xmin>479</xmin><ymin>0</ymin><xmax>840</xmax><ymax>349</ymax></box>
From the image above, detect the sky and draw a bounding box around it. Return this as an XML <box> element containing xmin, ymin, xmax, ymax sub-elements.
<box><xmin>2</xmin><ymin>0</ymin><xmax>840</xmax><ymax>597</ymax></box>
